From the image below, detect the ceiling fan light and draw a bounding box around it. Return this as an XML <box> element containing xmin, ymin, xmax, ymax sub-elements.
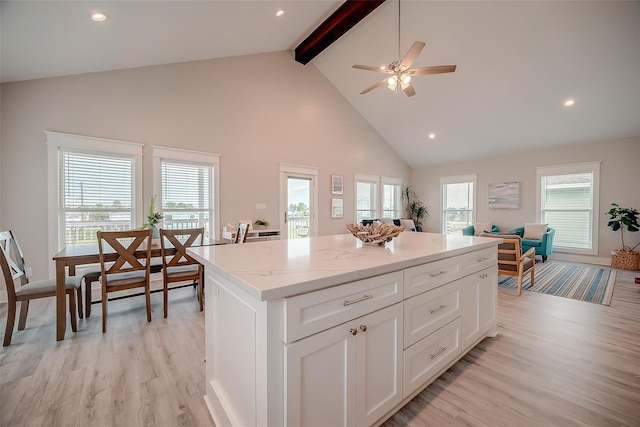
<box><xmin>387</xmin><ymin>75</ymin><xmax>398</xmax><ymax>86</ymax></box>
<box><xmin>402</xmin><ymin>74</ymin><xmax>411</xmax><ymax>85</ymax></box>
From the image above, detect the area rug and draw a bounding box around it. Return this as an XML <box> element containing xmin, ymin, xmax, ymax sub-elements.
<box><xmin>498</xmin><ymin>261</ymin><xmax>616</xmax><ymax>305</ymax></box>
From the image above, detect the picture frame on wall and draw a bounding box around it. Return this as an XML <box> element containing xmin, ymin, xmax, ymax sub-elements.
<box><xmin>488</xmin><ymin>182</ymin><xmax>519</xmax><ymax>209</ymax></box>
<box><xmin>331</xmin><ymin>198</ymin><xmax>343</xmax><ymax>218</ymax></box>
<box><xmin>331</xmin><ymin>175</ymin><xmax>343</xmax><ymax>195</ymax></box>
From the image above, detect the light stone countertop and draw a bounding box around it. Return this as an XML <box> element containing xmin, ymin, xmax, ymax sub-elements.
<box><xmin>188</xmin><ymin>232</ymin><xmax>500</xmax><ymax>301</ymax></box>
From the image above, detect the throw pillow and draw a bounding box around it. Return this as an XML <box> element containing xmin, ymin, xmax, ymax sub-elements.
<box><xmin>524</xmin><ymin>223</ymin><xmax>548</xmax><ymax>240</ymax></box>
<box><xmin>400</xmin><ymin>219</ymin><xmax>416</xmax><ymax>231</ymax></box>
<box><xmin>380</xmin><ymin>217</ymin><xmax>395</xmax><ymax>225</ymax></box>
<box><xmin>473</xmin><ymin>222</ymin><xmax>492</xmax><ymax>236</ymax></box>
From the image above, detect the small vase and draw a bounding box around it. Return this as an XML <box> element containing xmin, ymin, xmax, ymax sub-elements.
<box><xmin>150</xmin><ymin>225</ymin><xmax>160</xmax><ymax>246</ymax></box>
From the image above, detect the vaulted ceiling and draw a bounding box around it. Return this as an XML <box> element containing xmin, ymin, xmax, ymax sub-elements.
<box><xmin>2</xmin><ymin>1</ymin><xmax>639</xmax><ymax>167</ymax></box>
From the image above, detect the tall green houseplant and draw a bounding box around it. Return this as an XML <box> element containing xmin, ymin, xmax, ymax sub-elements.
<box><xmin>402</xmin><ymin>186</ymin><xmax>428</xmax><ymax>232</ymax></box>
<box><xmin>606</xmin><ymin>203</ymin><xmax>640</xmax><ymax>251</ymax></box>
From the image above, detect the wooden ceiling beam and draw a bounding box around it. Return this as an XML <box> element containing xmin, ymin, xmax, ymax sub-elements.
<box><xmin>295</xmin><ymin>0</ymin><xmax>386</xmax><ymax>65</ymax></box>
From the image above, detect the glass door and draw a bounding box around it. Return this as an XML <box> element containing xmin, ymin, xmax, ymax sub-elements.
<box><xmin>280</xmin><ymin>165</ymin><xmax>318</xmax><ymax>239</ymax></box>
<box><xmin>286</xmin><ymin>177</ymin><xmax>311</xmax><ymax>239</ymax></box>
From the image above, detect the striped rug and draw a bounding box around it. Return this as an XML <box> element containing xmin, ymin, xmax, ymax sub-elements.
<box><xmin>498</xmin><ymin>261</ymin><xmax>616</xmax><ymax>305</ymax></box>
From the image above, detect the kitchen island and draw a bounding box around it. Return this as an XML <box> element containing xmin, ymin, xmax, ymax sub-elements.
<box><xmin>189</xmin><ymin>232</ymin><xmax>501</xmax><ymax>427</ymax></box>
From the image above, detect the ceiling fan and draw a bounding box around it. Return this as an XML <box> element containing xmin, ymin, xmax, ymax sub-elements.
<box><xmin>352</xmin><ymin>0</ymin><xmax>456</xmax><ymax>97</ymax></box>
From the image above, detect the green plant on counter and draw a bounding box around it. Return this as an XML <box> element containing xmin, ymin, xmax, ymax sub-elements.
<box><xmin>254</xmin><ymin>218</ymin><xmax>270</xmax><ymax>228</ymax></box>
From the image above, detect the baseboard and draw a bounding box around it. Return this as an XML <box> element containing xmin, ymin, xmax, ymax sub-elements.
<box><xmin>548</xmin><ymin>253</ymin><xmax>611</xmax><ymax>267</ymax></box>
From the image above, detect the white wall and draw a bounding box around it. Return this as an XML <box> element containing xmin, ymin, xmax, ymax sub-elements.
<box><xmin>0</xmin><ymin>51</ymin><xmax>410</xmax><ymax>283</ymax></box>
<box><xmin>412</xmin><ymin>137</ymin><xmax>640</xmax><ymax>264</ymax></box>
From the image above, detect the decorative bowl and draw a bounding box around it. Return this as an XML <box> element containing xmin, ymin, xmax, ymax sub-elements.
<box><xmin>346</xmin><ymin>223</ymin><xmax>404</xmax><ymax>245</ymax></box>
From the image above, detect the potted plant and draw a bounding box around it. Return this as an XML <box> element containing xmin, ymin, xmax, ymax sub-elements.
<box><xmin>254</xmin><ymin>218</ymin><xmax>270</xmax><ymax>229</ymax></box>
<box><xmin>606</xmin><ymin>203</ymin><xmax>640</xmax><ymax>270</ymax></box>
<box><xmin>402</xmin><ymin>186</ymin><xmax>428</xmax><ymax>232</ymax></box>
<box><xmin>142</xmin><ymin>195</ymin><xmax>163</xmax><ymax>243</ymax></box>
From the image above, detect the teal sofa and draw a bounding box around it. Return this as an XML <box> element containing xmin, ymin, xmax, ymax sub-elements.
<box><xmin>509</xmin><ymin>226</ymin><xmax>555</xmax><ymax>262</ymax></box>
<box><xmin>462</xmin><ymin>224</ymin><xmax>499</xmax><ymax>236</ymax></box>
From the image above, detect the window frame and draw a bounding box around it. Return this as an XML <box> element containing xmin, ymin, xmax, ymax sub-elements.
<box><xmin>354</xmin><ymin>173</ymin><xmax>380</xmax><ymax>222</ymax></box>
<box><xmin>536</xmin><ymin>162</ymin><xmax>601</xmax><ymax>255</ymax></box>
<box><xmin>152</xmin><ymin>146</ymin><xmax>220</xmax><ymax>240</ymax></box>
<box><xmin>381</xmin><ymin>176</ymin><xmax>402</xmax><ymax>219</ymax></box>
<box><xmin>354</xmin><ymin>174</ymin><xmax>403</xmax><ymax>222</ymax></box>
<box><xmin>46</xmin><ymin>131</ymin><xmax>143</xmax><ymax>260</ymax></box>
<box><xmin>440</xmin><ymin>174</ymin><xmax>477</xmax><ymax>234</ymax></box>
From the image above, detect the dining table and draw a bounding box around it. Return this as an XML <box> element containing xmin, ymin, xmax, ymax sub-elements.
<box><xmin>52</xmin><ymin>238</ymin><xmax>225</xmax><ymax>341</ymax></box>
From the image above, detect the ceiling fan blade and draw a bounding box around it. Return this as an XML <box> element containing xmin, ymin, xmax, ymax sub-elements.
<box><xmin>352</xmin><ymin>64</ymin><xmax>391</xmax><ymax>74</ymax></box>
<box><xmin>399</xmin><ymin>41</ymin><xmax>425</xmax><ymax>70</ymax></box>
<box><xmin>402</xmin><ymin>82</ymin><xmax>416</xmax><ymax>97</ymax></box>
<box><xmin>360</xmin><ymin>78</ymin><xmax>388</xmax><ymax>94</ymax></box>
<box><xmin>409</xmin><ymin>65</ymin><xmax>457</xmax><ymax>76</ymax></box>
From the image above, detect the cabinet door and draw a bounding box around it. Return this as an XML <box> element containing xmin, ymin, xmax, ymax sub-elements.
<box><xmin>286</xmin><ymin>322</ymin><xmax>357</xmax><ymax>427</ymax></box>
<box><xmin>479</xmin><ymin>266</ymin><xmax>497</xmax><ymax>335</ymax></box>
<box><xmin>355</xmin><ymin>304</ymin><xmax>403</xmax><ymax>427</ymax></box>
<box><xmin>462</xmin><ymin>266</ymin><xmax>497</xmax><ymax>350</ymax></box>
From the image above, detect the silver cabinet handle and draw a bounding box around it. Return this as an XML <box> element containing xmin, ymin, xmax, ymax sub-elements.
<box><xmin>343</xmin><ymin>294</ymin><xmax>373</xmax><ymax>306</ymax></box>
<box><xmin>429</xmin><ymin>304</ymin><xmax>447</xmax><ymax>314</ymax></box>
<box><xmin>430</xmin><ymin>346</ymin><xmax>447</xmax><ymax>360</ymax></box>
<box><xmin>350</xmin><ymin>328</ymin><xmax>358</xmax><ymax>336</ymax></box>
<box><xmin>429</xmin><ymin>271</ymin><xmax>447</xmax><ymax>278</ymax></box>
<box><xmin>477</xmin><ymin>257</ymin><xmax>490</xmax><ymax>262</ymax></box>
<box><xmin>359</xmin><ymin>325</ymin><xmax>367</xmax><ymax>332</ymax></box>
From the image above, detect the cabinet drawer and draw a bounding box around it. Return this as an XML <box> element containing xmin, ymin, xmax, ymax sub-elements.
<box><xmin>462</xmin><ymin>247</ymin><xmax>497</xmax><ymax>276</ymax></box>
<box><xmin>404</xmin><ymin>279</ymin><xmax>462</xmax><ymax>348</ymax></box>
<box><xmin>285</xmin><ymin>271</ymin><xmax>403</xmax><ymax>343</ymax></box>
<box><xmin>403</xmin><ymin>318</ymin><xmax>462</xmax><ymax>399</ymax></box>
<box><xmin>404</xmin><ymin>256</ymin><xmax>462</xmax><ymax>299</ymax></box>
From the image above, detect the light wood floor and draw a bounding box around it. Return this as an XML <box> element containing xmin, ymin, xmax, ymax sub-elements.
<box><xmin>1</xmin><ymin>268</ymin><xmax>639</xmax><ymax>427</ymax></box>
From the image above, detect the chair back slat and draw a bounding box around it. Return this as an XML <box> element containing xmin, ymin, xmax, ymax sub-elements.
<box><xmin>97</xmin><ymin>229</ymin><xmax>152</xmax><ymax>275</ymax></box>
<box><xmin>0</xmin><ymin>231</ymin><xmax>29</xmax><ymax>299</ymax></box>
<box><xmin>160</xmin><ymin>227</ymin><xmax>204</xmax><ymax>267</ymax></box>
<box><xmin>235</xmin><ymin>223</ymin><xmax>250</xmax><ymax>244</ymax></box>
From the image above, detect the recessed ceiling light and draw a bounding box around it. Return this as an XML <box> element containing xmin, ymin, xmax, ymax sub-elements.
<box><xmin>91</xmin><ymin>12</ymin><xmax>107</xmax><ymax>22</ymax></box>
<box><xmin>428</xmin><ymin>133</ymin><xmax>436</xmax><ymax>140</ymax></box>
<box><xmin>564</xmin><ymin>99</ymin><xmax>575</xmax><ymax>107</ymax></box>
<box><xmin>276</xmin><ymin>10</ymin><xmax>285</xmax><ymax>17</ymax></box>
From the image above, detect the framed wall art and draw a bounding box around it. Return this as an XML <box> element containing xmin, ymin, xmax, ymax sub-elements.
<box><xmin>488</xmin><ymin>182</ymin><xmax>519</xmax><ymax>209</ymax></box>
<box><xmin>331</xmin><ymin>198</ymin><xmax>343</xmax><ymax>218</ymax></box>
<box><xmin>331</xmin><ymin>175</ymin><xmax>343</xmax><ymax>195</ymax></box>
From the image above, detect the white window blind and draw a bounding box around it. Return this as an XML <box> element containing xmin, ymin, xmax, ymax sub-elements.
<box><xmin>356</xmin><ymin>178</ymin><xmax>378</xmax><ymax>223</ymax></box>
<box><xmin>382</xmin><ymin>181</ymin><xmax>401</xmax><ymax>219</ymax></box>
<box><xmin>540</xmin><ymin>173</ymin><xmax>595</xmax><ymax>250</ymax></box>
<box><xmin>441</xmin><ymin>174</ymin><xmax>476</xmax><ymax>234</ymax></box>
<box><xmin>60</xmin><ymin>149</ymin><xmax>135</xmax><ymax>246</ymax></box>
<box><xmin>161</xmin><ymin>160</ymin><xmax>213</xmax><ymax>236</ymax></box>
<box><xmin>537</xmin><ymin>162</ymin><xmax>600</xmax><ymax>255</ymax></box>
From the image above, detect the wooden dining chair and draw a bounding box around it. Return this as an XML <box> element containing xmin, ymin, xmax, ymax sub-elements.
<box><xmin>234</xmin><ymin>223</ymin><xmax>250</xmax><ymax>244</ymax></box>
<box><xmin>97</xmin><ymin>229</ymin><xmax>152</xmax><ymax>333</ymax></box>
<box><xmin>481</xmin><ymin>233</ymin><xmax>535</xmax><ymax>296</ymax></box>
<box><xmin>0</xmin><ymin>230</ymin><xmax>82</xmax><ymax>346</ymax></box>
<box><xmin>160</xmin><ymin>227</ymin><xmax>205</xmax><ymax>317</ymax></box>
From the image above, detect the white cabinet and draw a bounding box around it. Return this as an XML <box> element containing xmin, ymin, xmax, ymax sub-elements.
<box><xmin>462</xmin><ymin>266</ymin><xmax>498</xmax><ymax>350</ymax></box>
<box><xmin>196</xmin><ymin>238</ymin><xmax>500</xmax><ymax>427</ymax></box>
<box><xmin>286</xmin><ymin>304</ymin><xmax>402</xmax><ymax>427</ymax></box>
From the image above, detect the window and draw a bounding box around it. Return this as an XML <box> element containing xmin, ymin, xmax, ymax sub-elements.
<box><xmin>355</xmin><ymin>174</ymin><xmax>379</xmax><ymax>223</ymax></box>
<box><xmin>537</xmin><ymin>162</ymin><xmax>600</xmax><ymax>254</ymax></box>
<box><xmin>47</xmin><ymin>132</ymin><xmax>143</xmax><ymax>255</ymax></box>
<box><xmin>354</xmin><ymin>174</ymin><xmax>402</xmax><ymax>222</ymax></box>
<box><xmin>382</xmin><ymin>177</ymin><xmax>402</xmax><ymax>219</ymax></box>
<box><xmin>152</xmin><ymin>146</ymin><xmax>220</xmax><ymax>239</ymax></box>
<box><xmin>441</xmin><ymin>174</ymin><xmax>476</xmax><ymax>234</ymax></box>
